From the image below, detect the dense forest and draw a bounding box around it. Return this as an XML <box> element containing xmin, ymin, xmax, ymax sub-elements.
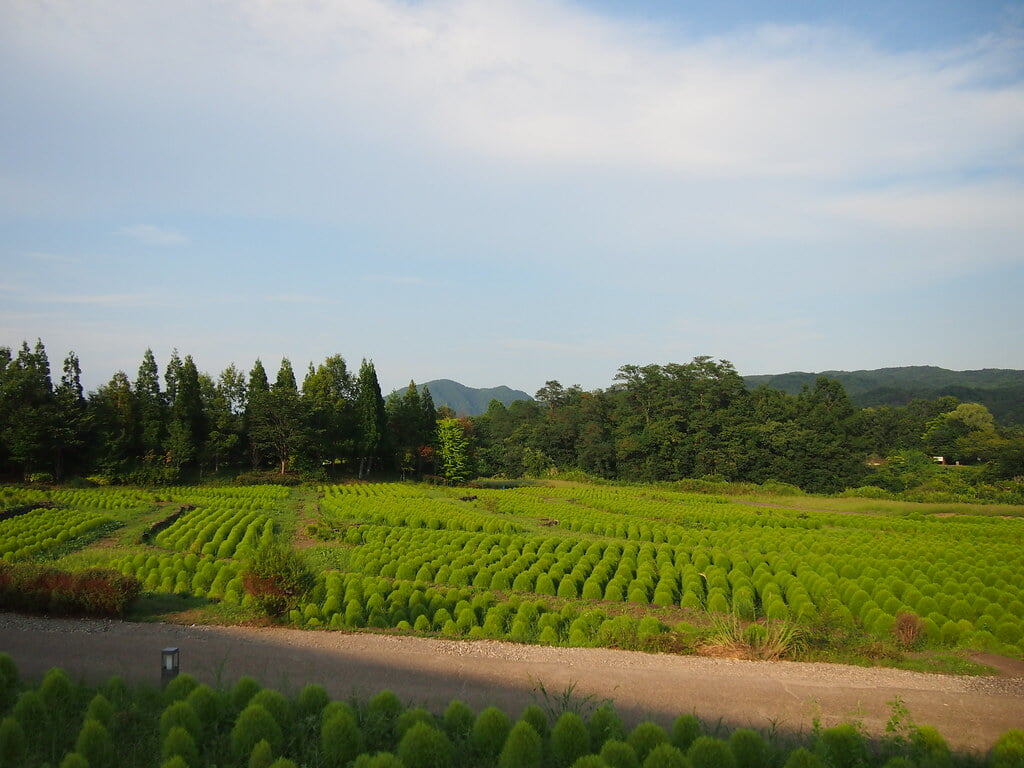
<box><xmin>1</xmin><ymin>341</ymin><xmax>1022</xmax><ymax>498</ymax></box>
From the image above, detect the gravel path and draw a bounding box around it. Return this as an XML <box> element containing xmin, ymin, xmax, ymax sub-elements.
<box><xmin>2</xmin><ymin>614</ymin><xmax>1021</xmax><ymax>754</ymax></box>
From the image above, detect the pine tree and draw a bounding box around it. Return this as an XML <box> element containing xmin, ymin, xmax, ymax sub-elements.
<box><xmin>354</xmin><ymin>360</ymin><xmax>387</xmax><ymax>478</ymax></box>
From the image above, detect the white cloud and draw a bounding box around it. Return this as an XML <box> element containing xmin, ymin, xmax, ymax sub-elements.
<box><xmin>118</xmin><ymin>225</ymin><xmax>190</xmax><ymax>246</ymax></box>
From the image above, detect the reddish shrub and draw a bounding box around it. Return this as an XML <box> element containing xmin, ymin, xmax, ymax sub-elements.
<box><xmin>0</xmin><ymin>563</ymin><xmax>140</xmax><ymax>617</ymax></box>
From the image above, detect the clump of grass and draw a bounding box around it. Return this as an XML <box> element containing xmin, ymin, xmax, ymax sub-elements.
<box><xmin>703</xmin><ymin>613</ymin><xmax>803</xmax><ymax>661</ymax></box>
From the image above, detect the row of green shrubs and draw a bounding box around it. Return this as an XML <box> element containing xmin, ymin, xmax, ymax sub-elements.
<box><xmin>0</xmin><ymin>562</ymin><xmax>141</xmax><ymax>617</ymax></box>
<box><xmin>0</xmin><ymin>654</ymin><xmax>1021</xmax><ymax>768</ymax></box>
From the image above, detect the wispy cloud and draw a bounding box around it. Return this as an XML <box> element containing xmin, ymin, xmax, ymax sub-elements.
<box><xmin>119</xmin><ymin>225</ymin><xmax>190</xmax><ymax>246</ymax></box>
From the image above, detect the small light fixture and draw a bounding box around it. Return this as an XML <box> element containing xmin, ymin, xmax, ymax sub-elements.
<box><xmin>161</xmin><ymin>647</ymin><xmax>180</xmax><ymax>687</ymax></box>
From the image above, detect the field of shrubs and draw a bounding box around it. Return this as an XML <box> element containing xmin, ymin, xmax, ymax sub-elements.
<box><xmin>1</xmin><ymin>481</ymin><xmax>1023</xmax><ymax>662</ymax></box>
<box><xmin>0</xmin><ymin>652</ymin><xmax>1021</xmax><ymax>768</ymax></box>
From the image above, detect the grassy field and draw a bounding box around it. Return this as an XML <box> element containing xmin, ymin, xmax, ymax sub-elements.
<box><xmin>2</xmin><ymin>480</ymin><xmax>1023</xmax><ymax>673</ymax></box>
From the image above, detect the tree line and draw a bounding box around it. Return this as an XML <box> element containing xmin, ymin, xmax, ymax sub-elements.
<box><xmin>0</xmin><ymin>341</ymin><xmax>440</xmax><ymax>484</ymax></box>
<box><xmin>1</xmin><ymin>342</ymin><xmax>1021</xmax><ymax>494</ymax></box>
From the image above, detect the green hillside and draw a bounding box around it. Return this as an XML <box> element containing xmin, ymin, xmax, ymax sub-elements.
<box><xmin>413</xmin><ymin>379</ymin><xmax>532</xmax><ymax>416</ymax></box>
<box><xmin>745</xmin><ymin>366</ymin><xmax>1024</xmax><ymax>424</ymax></box>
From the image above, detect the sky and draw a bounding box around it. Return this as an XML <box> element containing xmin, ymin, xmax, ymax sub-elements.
<box><xmin>1</xmin><ymin>0</ymin><xmax>1022</xmax><ymax>397</ymax></box>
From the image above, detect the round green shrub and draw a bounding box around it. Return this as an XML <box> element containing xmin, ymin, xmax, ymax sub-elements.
<box><xmin>396</xmin><ymin>707</ymin><xmax>436</xmax><ymax>740</ymax></box>
<box><xmin>40</xmin><ymin>667</ymin><xmax>75</xmax><ymax>713</ymax></box>
<box><xmin>369</xmin><ymin>690</ymin><xmax>404</xmax><ymax>724</ymax></box>
<box><xmin>297</xmin><ymin>684</ymin><xmax>330</xmax><ymax>720</ymax></box>
<box><xmin>443</xmin><ymin>699</ymin><xmax>475</xmax><ymax>742</ymax></box>
<box><xmin>473</xmin><ymin>705</ymin><xmax>512</xmax><ymax>760</ymax></box>
<box><xmin>60</xmin><ymin>754</ymin><xmax>90</xmax><ymax>768</ymax></box>
<box><xmin>163</xmin><ymin>673</ymin><xmax>199</xmax><ymax>704</ymax></box>
<box><xmin>232</xmin><ymin>704</ymin><xmax>284</xmax><ymax>758</ymax></box>
<box><xmin>232</xmin><ymin>676</ymin><xmax>262</xmax><ymax>711</ymax></box>
<box><xmin>85</xmin><ymin>693</ymin><xmax>115</xmax><ymax>727</ymax></box>
<box><xmin>186</xmin><ymin>685</ymin><xmax>223</xmax><ymax>730</ymax></box>
<box><xmin>75</xmin><ymin>718</ymin><xmax>116</xmax><ymax>768</ymax></box>
<box><xmin>0</xmin><ymin>717</ymin><xmax>26</xmax><ymax>768</ymax></box>
<box><xmin>499</xmin><ymin>720</ymin><xmax>543</xmax><ymax>768</ymax></box>
<box><xmin>688</xmin><ymin>736</ymin><xmax>735</xmax><ymax>768</ymax></box>
<box><xmin>520</xmin><ymin>704</ymin><xmax>549</xmax><ymax>739</ymax></box>
<box><xmin>250</xmin><ymin>689</ymin><xmax>293</xmax><ymax>731</ymax></box>
<box><xmin>589</xmin><ymin>703</ymin><xmax>625</xmax><ymax>749</ymax></box>
<box><xmin>816</xmin><ymin>724</ymin><xmax>868</xmax><ymax>768</ymax></box>
<box><xmin>249</xmin><ymin>738</ymin><xmax>274</xmax><ymax>768</ymax></box>
<box><xmin>600</xmin><ymin>739</ymin><xmax>640</xmax><ymax>768</ymax></box>
<box><xmin>552</xmin><ymin>712</ymin><xmax>591</xmax><ymax>767</ymax></box>
<box><xmin>627</xmin><ymin>721</ymin><xmax>668</xmax><ymax>763</ymax></box>
<box><xmin>990</xmin><ymin>729</ymin><xmax>1024</xmax><ymax>768</ymax></box>
<box><xmin>321</xmin><ymin>710</ymin><xmax>364</xmax><ymax>768</ymax></box>
<box><xmin>909</xmin><ymin>725</ymin><xmax>952</xmax><ymax>768</ymax></box>
<box><xmin>160</xmin><ymin>701</ymin><xmax>202</xmax><ymax>742</ymax></box>
<box><xmin>267</xmin><ymin>759</ymin><xmax>297</xmax><ymax>768</ymax></box>
<box><xmin>783</xmin><ymin>747</ymin><xmax>826</xmax><ymax>768</ymax></box>
<box><xmin>396</xmin><ymin>721</ymin><xmax>454</xmax><ymax>768</ymax></box>
<box><xmin>162</xmin><ymin>725</ymin><xmax>200</xmax><ymax>768</ymax></box>
<box><xmin>642</xmin><ymin>742</ymin><xmax>689</xmax><ymax>768</ymax></box>
<box><xmin>353</xmin><ymin>753</ymin><xmax>405</xmax><ymax>768</ymax></box>
<box><xmin>671</xmin><ymin>714</ymin><xmax>702</xmax><ymax>751</ymax></box>
<box><xmin>729</xmin><ymin>728</ymin><xmax>768</xmax><ymax>768</ymax></box>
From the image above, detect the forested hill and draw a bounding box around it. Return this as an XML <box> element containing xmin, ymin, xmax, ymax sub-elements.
<box><xmin>413</xmin><ymin>380</ymin><xmax>532</xmax><ymax>416</ymax></box>
<box><xmin>745</xmin><ymin>366</ymin><xmax>1024</xmax><ymax>425</ymax></box>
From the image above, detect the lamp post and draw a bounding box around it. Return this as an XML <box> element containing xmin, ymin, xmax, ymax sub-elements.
<box><xmin>161</xmin><ymin>647</ymin><xmax>180</xmax><ymax>688</ymax></box>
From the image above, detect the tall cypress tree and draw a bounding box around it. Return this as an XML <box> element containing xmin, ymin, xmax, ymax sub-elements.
<box><xmin>354</xmin><ymin>359</ymin><xmax>387</xmax><ymax>478</ymax></box>
<box><xmin>244</xmin><ymin>359</ymin><xmax>270</xmax><ymax>470</ymax></box>
<box><xmin>53</xmin><ymin>352</ymin><xmax>89</xmax><ymax>479</ymax></box>
<box><xmin>134</xmin><ymin>348</ymin><xmax>165</xmax><ymax>458</ymax></box>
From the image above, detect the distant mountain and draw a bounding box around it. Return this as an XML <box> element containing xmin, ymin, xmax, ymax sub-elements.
<box><xmin>393</xmin><ymin>379</ymin><xmax>533</xmax><ymax>416</ymax></box>
<box><xmin>744</xmin><ymin>366</ymin><xmax>1024</xmax><ymax>425</ymax></box>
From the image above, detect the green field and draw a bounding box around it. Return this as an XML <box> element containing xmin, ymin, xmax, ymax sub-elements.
<box><xmin>2</xmin><ymin>481</ymin><xmax>1023</xmax><ymax>670</ymax></box>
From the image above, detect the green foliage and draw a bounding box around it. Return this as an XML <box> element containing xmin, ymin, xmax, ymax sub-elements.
<box><xmin>242</xmin><ymin>537</ymin><xmax>315</xmax><ymax>616</ymax></box>
<box><xmin>472</xmin><ymin>705</ymin><xmax>512</xmax><ymax>760</ymax></box>
<box><xmin>354</xmin><ymin>753</ymin><xmax>405</xmax><ymax>768</ymax></box>
<box><xmin>671</xmin><ymin>714</ymin><xmax>703</xmax><ymax>751</ymax></box>
<box><xmin>232</xmin><ymin>704</ymin><xmax>284</xmax><ymax>758</ymax></box>
<box><xmin>499</xmin><ymin>720</ymin><xmax>543</xmax><ymax>768</ymax></box>
<box><xmin>75</xmin><ymin>718</ymin><xmax>116</xmax><ymax>768</ymax></box>
<box><xmin>816</xmin><ymin>724</ymin><xmax>869</xmax><ymax>768</ymax></box>
<box><xmin>162</xmin><ymin>725</ymin><xmax>200</xmax><ymax>768</ymax></box>
<box><xmin>60</xmin><ymin>753</ymin><xmax>90</xmax><ymax>768</ymax></box>
<box><xmin>232</xmin><ymin>677</ymin><xmax>262</xmax><ymax>711</ymax></box>
<box><xmin>396</xmin><ymin>721</ymin><xmax>454</xmax><ymax>768</ymax></box>
<box><xmin>551</xmin><ymin>712</ymin><xmax>591</xmax><ymax>767</ymax></box>
<box><xmin>627</xmin><ymin>721</ymin><xmax>669</xmax><ymax>763</ymax></box>
<box><xmin>249</xmin><ymin>738</ymin><xmax>274</xmax><ymax>768</ymax></box>
<box><xmin>784</xmin><ymin>747</ymin><xmax>826</xmax><ymax>768</ymax></box>
<box><xmin>85</xmin><ymin>693</ymin><xmax>115</xmax><ymax>727</ymax></box>
<box><xmin>442</xmin><ymin>700</ymin><xmax>475</xmax><ymax>742</ymax></box>
<box><xmin>909</xmin><ymin>725</ymin><xmax>952</xmax><ymax>768</ymax></box>
<box><xmin>642</xmin><ymin>743</ymin><xmax>690</xmax><ymax>768</ymax></box>
<box><xmin>163</xmin><ymin>673</ymin><xmax>199</xmax><ymax>704</ymax></box>
<box><xmin>600</xmin><ymin>739</ymin><xmax>640</xmax><ymax>768</ymax></box>
<box><xmin>991</xmin><ymin>730</ymin><xmax>1024</xmax><ymax>768</ymax></box>
<box><xmin>160</xmin><ymin>701</ymin><xmax>202</xmax><ymax>743</ymax></box>
<box><xmin>589</xmin><ymin>704</ymin><xmax>625</xmax><ymax>750</ymax></box>
<box><xmin>0</xmin><ymin>717</ymin><xmax>26</xmax><ymax>768</ymax></box>
<box><xmin>729</xmin><ymin>728</ymin><xmax>769</xmax><ymax>768</ymax></box>
<box><xmin>688</xmin><ymin>736</ymin><xmax>736</xmax><ymax>768</ymax></box>
<box><xmin>322</xmin><ymin>711</ymin><xmax>365</xmax><ymax>768</ymax></box>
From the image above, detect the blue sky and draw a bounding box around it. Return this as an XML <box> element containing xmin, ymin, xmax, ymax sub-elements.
<box><xmin>2</xmin><ymin>0</ymin><xmax>1022</xmax><ymax>396</ymax></box>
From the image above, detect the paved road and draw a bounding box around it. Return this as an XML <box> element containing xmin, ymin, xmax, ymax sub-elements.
<box><xmin>1</xmin><ymin>614</ymin><xmax>1021</xmax><ymax>755</ymax></box>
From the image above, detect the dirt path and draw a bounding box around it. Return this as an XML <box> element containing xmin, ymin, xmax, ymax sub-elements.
<box><xmin>2</xmin><ymin>614</ymin><xmax>1021</xmax><ymax>755</ymax></box>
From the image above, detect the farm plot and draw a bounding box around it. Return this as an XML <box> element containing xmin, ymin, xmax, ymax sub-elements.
<box><xmin>302</xmin><ymin>483</ymin><xmax>1024</xmax><ymax>657</ymax></box>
